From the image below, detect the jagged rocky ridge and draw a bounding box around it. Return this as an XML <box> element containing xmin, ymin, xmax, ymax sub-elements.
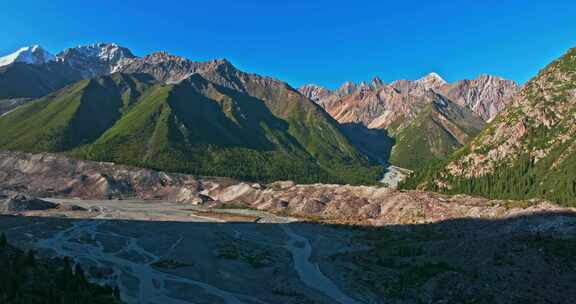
<box><xmin>299</xmin><ymin>73</ymin><xmax>519</xmax><ymax>170</ymax></box>
<box><xmin>0</xmin><ymin>150</ymin><xmax>572</xmax><ymax>225</ymax></box>
<box><xmin>300</xmin><ymin>73</ymin><xmax>518</xmax><ymax>125</ymax></box>
<box><xmin>299</xmin><ymin>74</ymin><xmax>515</xmax><ymax>169</ymax></box>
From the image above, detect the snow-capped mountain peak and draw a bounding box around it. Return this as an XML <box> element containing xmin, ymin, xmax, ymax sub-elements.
<box><xmin>417</xmin><ymin>72</ymin><xmax>447</xmax><ymax>89</ymax></box>
<box><xmin>57</xmin><ymin>43</ymin><xmax>136</xmax><ymax>63</ymax></box>
<box><xmin>0</xmin><ymin>45</ymin><xmax>56</xmax><ymax>67</ymax></box>
<box><xmin>420</xmin><ymin>72</ymin><xmax>446</xmax><ymax>82</ymax></box>
<box><xmin>56</xmin><ymin>43</ymin><xmax>137</xmax><ymax>77</ymax></box>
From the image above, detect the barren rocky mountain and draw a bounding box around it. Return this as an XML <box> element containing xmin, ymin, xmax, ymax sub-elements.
<box><xmin>439</xmin><ymin>74</ymin><xmax>519</xmax><ymax>121</ymax></box>
<box><xmin>301</xmin><ymin>73</ymin><xmax>518</xmax><ymax>126</ymax></box>
<box><xmin>0</xmin><ymin>42</ymin><xmax>518</xmax><ymax>176</ymax></box>
<box><xmin>299</xmin><ymin>73</ymin><xmax>519</xmax><ymax>170</ymax></box>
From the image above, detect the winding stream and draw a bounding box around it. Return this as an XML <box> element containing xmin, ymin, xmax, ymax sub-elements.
<box><xmin>35</xmin><ymin>219</ymin><xmax>253</xmax><ymax>304</ymax></box>
<box><xmin>280</xmin><ymin>225</ymin><xmax>362</xmax><ymax>304</ymax></box>
<box><xmin>31</xmin><ymin>204</ymin><xmax>361</xmax><ymax>304</ymax></box>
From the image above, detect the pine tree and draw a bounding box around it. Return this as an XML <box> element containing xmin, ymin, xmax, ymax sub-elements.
<box><xmin>113</xmin><ymin>286</ymin><xmax>121</xmax><ymax>300</ymax></box>
<box><xmin>0</xmin><ymin>233</ymin><xmax>7</xmax><ymax>248</ymax></box>
<box><xmin>26</xmin><ymin>249</ymin><xmax>36</xmax><ymax>267</ymax></box>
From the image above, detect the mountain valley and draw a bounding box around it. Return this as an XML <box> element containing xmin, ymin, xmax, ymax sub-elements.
<box><xmin>0</xmin><ymin>45</ymin><xmax>382</xmax><ymax>185</ymax></box>
<box><xmin>0</xmin><ymin>40</ymin><xmax>575</xmax><ymax>304</ymax></box>
<box><xmin>300</xmin><ymin>73</ymin><xmax>519</xmax><ymax>171</ymax></box>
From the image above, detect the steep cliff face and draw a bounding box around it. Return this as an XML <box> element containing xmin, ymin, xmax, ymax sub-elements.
<box><xmin>404</xmin><ymin>48</ymin><xmax>576</xmax><ymax>206</ymax></box>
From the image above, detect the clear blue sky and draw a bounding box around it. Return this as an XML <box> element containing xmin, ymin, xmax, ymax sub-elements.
<box><xmin>1</xmin><ymin>0</ymin><xmax>576</xmax><ymax>89</ymax></box>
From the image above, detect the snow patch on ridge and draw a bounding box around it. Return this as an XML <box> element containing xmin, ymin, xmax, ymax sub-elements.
<box><xmin>0</xmin><ymin>45</ymin><xmax>56</xmax><ymax>67</ymax></box>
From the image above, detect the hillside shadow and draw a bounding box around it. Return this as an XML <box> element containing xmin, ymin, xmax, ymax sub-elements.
<box><xmin>170</xmin><ymin>74</ymin><xmax>305</xmax><ymax>152</ymax></box>
<box><xmin>0</xmin><ymin>211</ymin><xmax>575</xmax><ymax>304</ymax></box>
<box><xmin>339</xmin><ymin>122</ymin><xmax>395</xmax><ymax>165</ymax></box>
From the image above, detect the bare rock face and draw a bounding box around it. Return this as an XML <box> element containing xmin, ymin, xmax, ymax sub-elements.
<box><xmin>439</xmin><ymin>74</ymin><xmax>519</xmax><ymax>121</ymax></box>
<box><xmin>443</xmin><ymin>48</ymin><xmax>576</xmax><ymax>179</ymax></box>
<box><xmin>54</xmin><ymin>43</ymin><xmax>303</xmax><ymax>103</ymax></box>
<box><xmin>298</xmin><ymin>84</ymin><xmax>332</xmax><ymax>103</ymax></box>
<box><xmin>1</xmin><ymin>151</ymin><xmax>573</xmax><ymax>225</ymax></box>
<box><xmin>416</xmin><ymin>72</ymin><xmax>448</xmax><ymax>90</ymax></box>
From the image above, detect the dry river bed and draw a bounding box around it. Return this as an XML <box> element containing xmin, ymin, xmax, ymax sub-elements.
<box><xmin>0</xmin><ymin>198</ymin><xmax>368</xmax><ymax>304</ymax></box>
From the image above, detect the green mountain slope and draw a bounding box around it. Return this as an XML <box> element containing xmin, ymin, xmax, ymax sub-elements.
<box><xmin>0</xmin><ymin>73</ymin><xmax>382</xmax><ymax>184</ymax></box>
<box><xmin>389</xmin><ymin>96</ymin><xmax>485</xmax><ymax>170</ymax></box>
<box><xmin>0</xmin><ymin>62</ymin><xmax>82</xmax><ymax>99</ymax></box>
<box><xmin>402</xmin><ymin>47</ymin><xmax>576</xmax><ymax>206</ymax></box>
<box><xmin>0</xmin><ymin>73</ymin><xmax>155</xmax><ymax>151</ymax></box>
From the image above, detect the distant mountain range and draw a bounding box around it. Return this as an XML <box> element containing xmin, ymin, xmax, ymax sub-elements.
<box><xmin>299</xmin><ymin>73</ymin><xmax>519</xmax><ymax>170</ymax></box>
<box><xmin>0</xmin><ymin>43</ymin><xmax>381</xmax><ymax>184</ymax></box>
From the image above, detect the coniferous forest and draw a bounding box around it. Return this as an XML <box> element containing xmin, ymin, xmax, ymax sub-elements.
<box><xmin>0</xmin><ymin>233</ymin><xmax>122</xmax><ymax>304</ymax></box>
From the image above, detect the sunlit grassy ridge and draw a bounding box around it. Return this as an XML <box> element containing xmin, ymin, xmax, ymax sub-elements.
<box><xmin>0</xmin><ymin>73</ymin><xmax>382</xmax><ymax>184</ymax></box>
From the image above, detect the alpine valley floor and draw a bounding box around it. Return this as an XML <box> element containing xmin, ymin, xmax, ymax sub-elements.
<box><xmin>1</xmin><ymin>198</ymin><xmax>575</xmax><ymax>304</ymax></box>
